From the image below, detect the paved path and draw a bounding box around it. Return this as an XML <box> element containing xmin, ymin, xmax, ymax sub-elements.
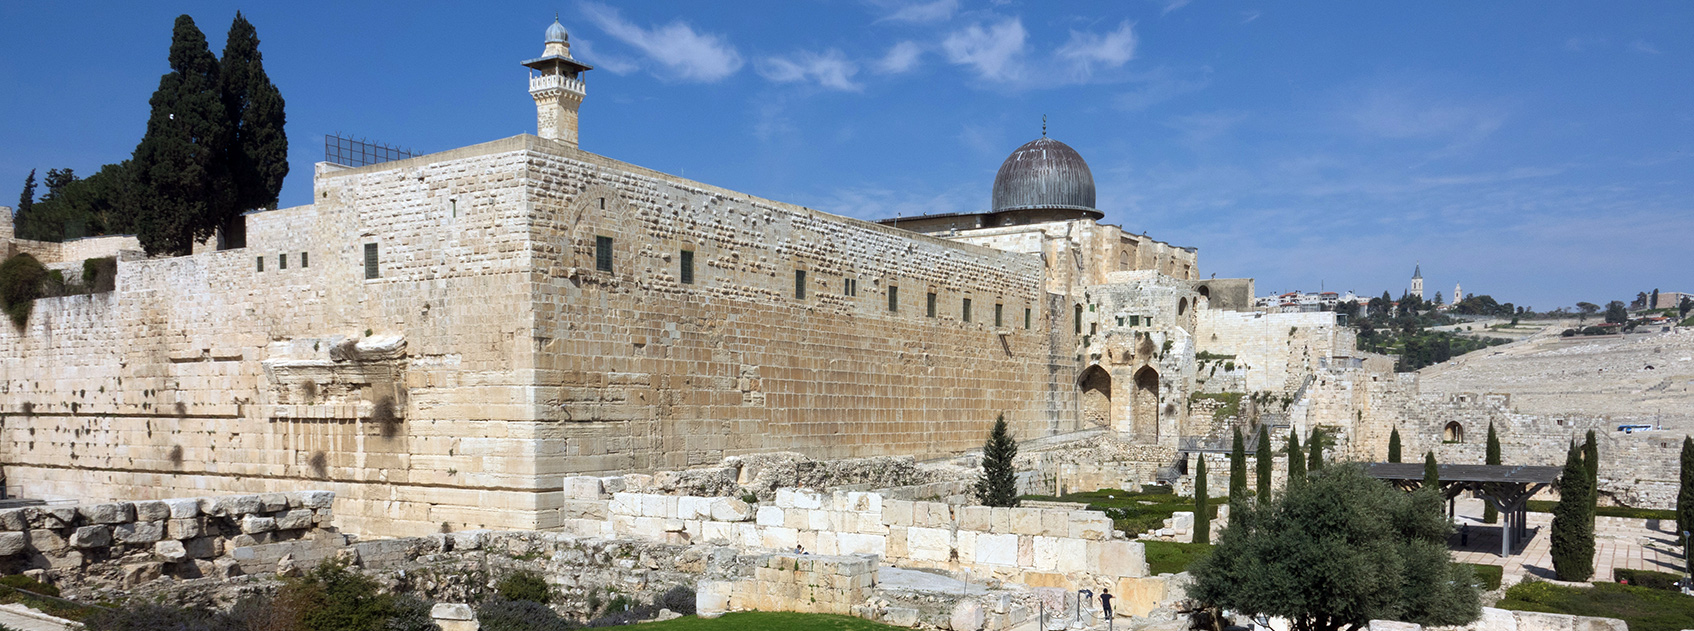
<box><xmin>0</xmin><ymin>603</ymin><xmax>82</xmax><ymax>631</ymax></box>
<box><xmin>1445</xmin><ymin>498</ymin><xmax>1686</xmax><ymax>585</ymax></box>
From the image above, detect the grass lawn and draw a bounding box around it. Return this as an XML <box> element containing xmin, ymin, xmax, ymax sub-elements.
<box><xmin>1143</xmin><ymin>540</ymin><xmax>1213</xmax><ymax>575</ymax></box>
<box><xmin>641</xmin><ymin>612</ymin><xmax>906</xmax><ymax>630</ymax></box>
<box><xmin>1497</xmin><ymin>580</ymin><xmax>1694</xmax><ymax>631</ymax></box>
<box><xmin>1467</xmin><ymin>564</ymin><xmax>1503</xmax><ymax>591</ymax></box>
<box><xmin>1020</xmin><ymin>487</ymin><xmax>1222</xmax><ymax>536</ymax></box>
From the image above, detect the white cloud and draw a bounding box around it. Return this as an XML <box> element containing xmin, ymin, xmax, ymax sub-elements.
<box><xmin>757</xmin><ymin>49</ymin><xmax>862</xmax><ymax>91</ymax></box>
<box><xmin>1056</xmin><ymin>21</ymin><xmax>1137</xmax><ymax>76</ymax></box>
<box><xmin>571</xmin><ymin>38</ymin><xmax>639</xmax><ymax>75</ymax></box>
<box><xmin>941</xmin><ymin>18</ymin><xmax>1028</xmax><ymax>82</ymax></box>
<box><xmin>877</xmin><ymin>41</ymin><xmax>925</xmax><ymax>74</ymax></box>
<box><xmin>1631</xmin><ymin>39</ymin><xmax>1662</xmax><ymax>55</ymax></box>
<box><xmin>579</xmin><ymin>3</ymin><xmax>743</xmax><ymax>82</ymax></box>
<box><xmin>1161</xmin><ymin>0</ymin><xmax>1192</xmax><ymax>15</ymax></box>
<box><xmin>1240</xmin><ymin>10</ymin><xmax>1262</xmax><ymax>23</ymax></box>
<box><xmin>1344</xmin><ymin>84</ymin><xmax>1506</xmax><ymax>146</ymax></box>
<box><xmin>873</xmin><ymin>0</ymin><xmax>959</xmax><ymax>24</ymax></box>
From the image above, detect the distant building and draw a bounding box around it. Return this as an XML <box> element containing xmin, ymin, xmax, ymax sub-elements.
<box><xmin>1410</xmin><ymin>264</ymin><xmax>1424</xmax><ymax>301</ymax></box>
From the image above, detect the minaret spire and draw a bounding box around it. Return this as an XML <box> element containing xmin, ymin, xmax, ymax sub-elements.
<box><xmin>523</xmin><ymin>17</ymin><xmax>593</xmax><ymax>147</ymax></box>
<box><xmin>1042</xmin><ymin>115</ymin><xmax>1047</xmax><ymax>137</ymax></box>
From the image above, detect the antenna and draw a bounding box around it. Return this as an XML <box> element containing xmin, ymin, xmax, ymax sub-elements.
<box><xmin>1042</xmin><ymin>115</ymin><xmax>1047</xmax><ymax>137</ymax></box>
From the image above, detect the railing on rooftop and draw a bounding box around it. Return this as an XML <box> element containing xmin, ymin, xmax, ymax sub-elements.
<box><xmin>324</xmin><ymin>133</ymin><xmax>419</xmax><ymax>168</ymax></box>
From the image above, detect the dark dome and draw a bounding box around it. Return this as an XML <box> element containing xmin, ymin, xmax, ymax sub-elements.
<box><xmin>990</xmin><ymin>137</ymin><xmax>1096</xmax><ymax>213</ymax></box>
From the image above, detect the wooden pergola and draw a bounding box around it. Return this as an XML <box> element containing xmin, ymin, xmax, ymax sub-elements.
<box><xmin>1363</xmin><ymin>463</ymin><xmax>1561</xmax><ymax>558</ymax></box>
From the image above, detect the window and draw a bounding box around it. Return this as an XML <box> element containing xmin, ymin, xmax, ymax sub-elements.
<box><xmin>1024</xmin><ymin>308</ymin><xmax>1031</xmax><ymax>329</ymax></box>
<box><xmin>595</xmin><ymin>236</ymin><xmax>613</xmax><ymax>273</ymax></box>
<box><xmin>364</xmin><ymin>243</ymin><xmax>379</xmax><ymax>279</ymax></box>
<box><xmin>888</xmin><ymin>286</ymin><xmax>899</xmax><ymax>313</ymax></box>
<box><xmin>795</xmin><ymin>270</ymin><xmax>807</xmax><ymax>299</ymax></box>
<box><xmin>301</xmin><ymin>252</ymin><xmax>309</xmax><ymax>268</ymax></box>
<box><xmin>844</xmin><ymin>278</ymin><xmax>856</xmax><ymax>296</ymax></box>
<box><xmin>279</xmin><ymin>253</ymin><xmax>287</xmax><ymax>270</ymax></box>
<box><xmin>680</xmin><ymin>250</ymin><xmax>695</xmax><ymax>284</ymax></box>
<box><xmin>927</xmin><ymin>292</ymin><xmax>937</xmax><ymax>318</ymax></box>
<box><xmin>256</xmin><ymin>256</ymin><xmax>264</xmax><ymax>272</ymax></box>
<box><xmin>1074</xmin><ymin>304</ymin><xmax>1083</xmax><ymax>334</ymax></box>
<box><xmin>962</xmin><ymin>298</ymin><xmax>972</xmax><ymax>323</ymax></box>
<box><xmin>995</xmin><ymin>303</ymin><xmax>1004</xmax><ymax>327</ymax></box>
<box><xmin>1130</xmin><ymin>315</ymin><xmax>1141</xmax><ymax>326</ymax></box>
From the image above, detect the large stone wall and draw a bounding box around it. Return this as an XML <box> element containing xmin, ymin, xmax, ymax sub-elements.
<box><xmin>1195</xmin><ymin>310</ymin><xmax>1352</xmax><ymax>396</ymax></box>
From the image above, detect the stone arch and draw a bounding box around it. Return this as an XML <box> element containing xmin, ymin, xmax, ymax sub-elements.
<box><xmin>1132</xmin><ymin>366</ymin><xmax>1160</xmax><ymax>441</ymax></box>
<box><xmin>564</xmin><ymin>184</ymin><xmax>633</xmax><ymax>276</ymax></box>
<box><xmin>1198</xmin><ymin>286</ymin><xmax>1210</xmax><ymax>299</ymax></box>
<box><xmin>1178</xmin><ymin>297</ymin><xmax>1188</xmax><ymax>315</ymax></box>
<box><xmin>1078</xmin><ymin>365</ymin><xmax>1112</xmax><ymax>428</ymax></box>
<box><xmin>1443</xmin><ymin>421</ymin><xmax>1464</xmax><ymax>443</ymax></box>
<box><xmin>1118</xmin><ymin>250</ymin><xmax>1130</xmax><ymax>271</ymax></box>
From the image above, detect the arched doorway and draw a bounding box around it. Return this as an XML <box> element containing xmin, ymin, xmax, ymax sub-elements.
<box><xmin>1198</xmin><ymin>286</ymin><xmax>1210</xmax><ymax>299</ymax></box>
<box><xmin>1133</xmin><ymin>366</ymin><xmax>1160</xmax><ymax>441</ymax></box>
<box><xmin>1443</xmin><ymin>422</ymin><xmax>1464</xmax><ymax>443</ymax></box>
<box><xmin>1079</xmin><ymin>365</ymin><xmax>1112</xmax><ymax>428</ymax></box>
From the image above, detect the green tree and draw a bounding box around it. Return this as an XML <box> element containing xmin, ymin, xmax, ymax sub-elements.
<box><xmin>1423</xmin><ymin>451</ymin><xmax>1439</xmax><ymax>489</ymax></box>
<box><xmin>1550</xmin><ymin>441</ymin><xmax>1595</xmax><ymax>581</ymax></box>
<box><xmin>1583</xmin><ymin>430</ymin><xmax>1599</xmax><ymax>497</ymax></box>
<box><xmin>1195</xmin><ymin>455</ymin><xmax>1211</xmax><ymax>545</ymax></box>
<box><xmin>130</xmin><ymin>14</ymin><xmax>235</xmax><ymax>256</ymax></box>
<box><xmin>1484</xmin><ymin>423</ymin><xmax>1501</xmax><ymax>524</ymax></box>
<box><xmin>1230</xmin><ymin>427</ymin><xmax>1248</xmax><ymax>502</ymax></box>
<box><xmin>1604</xmin><ymin>301</ymin><xmax>1628</xmax><ymax>325</ymax></box>
<box><xmin>220</xmin><ymin>12</ymin><xmax>289</xmax><ymax>218</ymax></box>
<box><xmin>1678</xmin><ymin>436</ymin><xmax>1694</xmax><ymax>575</ymax></box>
<box><xmin>1388</xmin><ymin>427</ymin><xmax>1402</xmax><ymax>463</ymax></box>
<box><xmin>1287</xmin><ymin>430</ymin><xmax>1306</xmax><ymax>487</ymax></box>
<box><xmin>1256</xmin><ymin>428</ymin><xmax>1274</xmax><ymax>506</ymax></box>
<box><xmin>0</xmin><ymin>254</ymin><xmax>48</xmax><ymax>328</ymax></box>
<box><xmin>13</xmin><ymin>170</ymin><xmax>36</xmax><ymax>239</ymax></box>
<box><xmin>1308</xmin><ymin>428</ymin><xmax>1325</xmax><ymax>471</ymax></box>
<box><xmin>1188</xmin><ymin>465</ymin><xmax>1480</xmax><ymax>631</ymax></box>
<box><xmin>975</xmin><ymin>415</ymin><xmax>1019</xmax><ymax>507</ymax></box>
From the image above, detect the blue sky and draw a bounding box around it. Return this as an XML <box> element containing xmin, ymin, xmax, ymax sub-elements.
<box><xmin>2</xmin><ymin>1</ymin><xmax>1690</xmax><ymax>310</ymax></box>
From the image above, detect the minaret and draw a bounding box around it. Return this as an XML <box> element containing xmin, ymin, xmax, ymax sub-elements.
<box><xmin>1454</xmin><ymin>282</ymin><xmax>1462</xmax><ymax>303</ymax></box>
<box><xmin>523</xmin><ymin>18</ymin><xmax>593</xmax><ymax>148</ymax></box>
<box><xmin>1410</xmin><ymin>264</ymin><xmax>1424</xmax><ymax>300</ymax></box>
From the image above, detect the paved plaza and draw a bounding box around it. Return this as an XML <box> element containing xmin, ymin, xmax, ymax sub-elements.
<box><xmin>1445</xmin><ymin>498</ymin><xmax>1688</xmax><ymax>586</ymax></box>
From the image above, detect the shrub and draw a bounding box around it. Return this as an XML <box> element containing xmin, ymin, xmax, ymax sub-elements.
<box><xmin>476</xmin><ymin>599</ymin><xmax>577</xmax><ymax>631</ymax></box>
<box><xmin>82</xmin><ymin>257</ymin><xmax>116</xmax><ymax>292</ymax></box>
<box><xmin>83</xmin><ymin>604</ymin><xmax>237</xmax><ymax>631</ymax></box>
<box><xmin>1613</xmin><ymin>568</ymin><xmax>1684</xmax><ymax>591</ymax></box>
<box><xmin>497</xmin><ymin>570</ymin><xmax>551</xmax><ymax>604</ymax></box>
<box><xmin>0</xmin><ymin>574</ymin><xmax>60</xmax><ymax>597</ymax></box>
<box><xmin>657</xmin><ymin>585</ymin><xmax>696</xmax><ymax>615</ymax></box>
<box><xmin>0</xmin><ymin>254</ymin><xmax>48</xmax><ymax>328</ymax></box>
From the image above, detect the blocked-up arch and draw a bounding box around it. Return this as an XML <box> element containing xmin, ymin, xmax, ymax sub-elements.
<box><xmin>1079</xmin><ymin>365</ymin><xmax>1112</xmax><ymax>428</ymax></box>
<box><xmin>1132</xmin><ymin>366</ymin><xmax>1160</xmax><ymax>441</ymax></box>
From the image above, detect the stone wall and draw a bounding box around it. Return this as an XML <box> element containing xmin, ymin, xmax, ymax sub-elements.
<box><xmin>0</xmin><ymin>491</ymin><xmax>339</xmax><ymax>590</ymax></box>
<box><xmin>1195</xmin><ymin>310</ymin><xmax>1352</xmax><ymax>396</ymax></box>
<box><xmin>1367</xmin><ymin>606</ymin><xmax>1626</xmax><ymax>631</ymax></box>
<box><xmin>696</xmin><ymin>552</ymin><xmax>875</xmax><ymax>618</ymax></box>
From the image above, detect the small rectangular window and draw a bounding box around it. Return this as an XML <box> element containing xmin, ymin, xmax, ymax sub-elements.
<box><xmin>962</xmin><ymin>298</ymin><xmax>972</xmax><ymax>323</ymax></box>
<box><xmin>256</xmin><ymin>256</ymin><xmax>264</xmax><ymax>272</ymax></box>
<box><xmin>301</xmin><ymin>252</ymin><xmax>309</xmax><ymax>268</ymax></box>
<box><xmin>279</xmin><ymin>253</ymin><xmax>287</xmax><ymax>270</ymax></box>
<box><xmin>995</xmin><ymin>303</ymin><xmax>1004</xmax><ymax>327</ymax></box>
<box><xmin>1024</xmin><ymin>308</ymin><xmax>1031</xmax><ymax>329</ymax></box>
<box><xmin>844</xmin><ymin>278</ymin><xmax>856</xmax><ymax>296</ymax></box>
<box><xmin>927</xmin><ymin>292</ymin><xmax>937</xmax><ymax>318</ymax></box>
<box><xmin>795</xmin><ymin>270</ymin><xmax>807</xmax><ymax>299</ymax></box>
<box><xmin>364</xmin><ymin>243</ymin><xmax>379</xmax><ymax>279</ymax></box>
<box><xmin>680</xmin><ymin>250</ymin><xmax>695</xmax><ymax>284</ymax></box>
<box><xmin>595</xmin><ymin>236</ymin><xmax>613</xmax><ymax>273</ymax></box>
<box><xmin>1130</xmin><ymin>315</ymin><xmax>1141</xmax><ymax>326</ymax></box>
<box><xmin>888</xmin><ymin>286</ymin><xmax>899</xmax><ymax>313</ymax></box>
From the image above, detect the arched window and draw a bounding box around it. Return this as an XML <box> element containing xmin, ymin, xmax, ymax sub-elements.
<box><xmin>1443</xmin><ymin>422</ymin><xmax>1464</xmax><ymax>443</ymax></box>
<box><xmin>1178</xmin><ymin>297</ymin><xmax>1188</xmax><ymax>316</ymax></box>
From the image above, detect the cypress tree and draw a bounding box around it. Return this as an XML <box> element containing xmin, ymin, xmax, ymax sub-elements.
<box><xmin>1388</xmin><ymin>427</ymin><xmax>1402</xmax><ymax>463</ymax></box>
<box><xmin>1255</xmin><ymin>427</ymin><xmax>1273</xmax><ymax>506</ymax></box>
<box><xmin>1194</xmin><ymin>454</ymin><xmax>1210</xmax><ymax>545</ymax></box>
<box><xmin>1583</xmin><ymin>430</ymin><xmax>1599</xmax><ymax>504</ymax></box>
<box><xmin>1286</xmin><ymin>429</ymin><xmax>1305</xmax><ymax>486</ymax></box>
<box><xmin>1484</xmin><ymin>423</ymin><xmax>1501</xmax><ymax>524</ymax></box>
<box><xmin>220</xmin><ymin>12</ymin><xmax>289</xmax><ymax>218</ymax></box>
<box><xmin>975</xmin><ymin>415</ymin><xmax>1019</xmax><ymax>507</ymax></box>
<box><xmin>1678</xmin><ymin>436</ymin><xmax>1693</xmax><ymax>575</ymax></box>
<box><xmin>14</xmin><ymin>170</ymin><xmax>36</xmax><ymax>239</ymax></box>
<box><xmin>1307</xmin><ymin>427</ymin><xmax>1325</xmax><ymax>471</ymax></box>
<box><xmin>1229</xmin><ymin>427</ymin><xmax>1247</xmax><ymax>502</ymax></box>
<box><xmin>131</xmin><ymin>15</ymin><xmax>235</xmax><ymax>256</ymax></box>
<box><xmin>1423</xmin><ymin>451</ymin><xmax>1440</xmax><ymax>489</ymax></box>
<box><xmin>1551</xmin><ymin>441</ymin><xmax>1595</xmax><ymax>581</ymax></box>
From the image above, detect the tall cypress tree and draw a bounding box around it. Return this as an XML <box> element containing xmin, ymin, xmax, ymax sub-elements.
<box><xmin>1286</xmin><ymin>429</ymin><xmax>1305</xmax><ymax>486</ymax></box>
<box><xmin>1229</xmin><ymin>427</ymin><xmax>1247</xmax><ymax>502</ymax></box>
<box><xmin>1678</xmin><ymin>436</ymin><xmax>1693</xmax><ymax>576</ymax></box>
<box><xmin>13</xmin><ymin>170</ymin><xmax>36</xmax><ymax>239</ymax></box>
<box><xmin>221</xmin><ymin>12</ymin><xmax>288</xmax><ymax>217</ymax></box>
<box><xmin>1255</xmin><ymin>428</ymin><xmax>1273</xmax><ymax>506</ymax></box>
<box><xmin>1583</xmin><ymin>430</ymin><xmax>1599</xmax><ymax>505</ymax></box>
<box><xmin>975</xmin><ymin>415</ymin><xmax>1019</xmax><ymax>507</ymax></box>
<box><xmin>1551</xmin><ymin>441</ymin><xmax>1595</xmax><ymax>581</ymax></box>
<box><xmin>1194</xmin><ymin>455</ymin><xmax>1210</xmax><ymax>545</ymax></box>
<box><xmin>1307</xmin><ymin>427</ymin><xmax>1325</xmax><ymax>471</ymax></box>
<box><xmin>131</xmin><ymin>15</ymin><xmax>235</xmax><ymax>256</ymax></box>
<box><xmin>1484</xmin><ymin>423</ymin><xmax>1501</xmax><ymax>524</ymax></box>
<box><xmin>1423</xmin><ymin>451</ymin><xmax>1440</xmax><ymax>489</ymax></box>
<box><xmin>1388</xmin><ymin>427</ymin><xmax>1402</xmax><ymax>463</ymax></box>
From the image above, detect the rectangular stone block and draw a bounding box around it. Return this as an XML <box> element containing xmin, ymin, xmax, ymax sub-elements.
<box><xmin>762</xmin><ymin>527</ymin><xmax>799</xmax><ymax>551</ymax></box>
<box><xmin>807</xmin><ymin>510</ymin><xmax>833</xmax><ymax>531</ymax></box>
<box><xmin>259</xmin><ymin>493</ymin><xmax>289</xmax><ymax>512</ymax></box>
<box><xmin>882</xmin><ymin>500</ymin><xmax>912</xmax><ymax>527</ymax></box>
<box><xmin>299</xmin><ymin>491</ymin><xmax>335</xmax><ymax>509</ymax></box>
<box><xmin>165</xmin><ymin>498</ymin><xmax>201</xmax><ymax>519</ymax></box>
<box><xmin>783</xmin><ymin>508</ymin><xmax>809</xmax><ymax>530</ymax></box>
<box><xmin>79</xmin><ymin>503</ymin><xmax>133</xmax><ymax>525</ymax></box>
<box><xmin>0</xmin><ymin>509</ymin><xmax>25</xmax><ymax>531</ymax></box>
<box><xmin>756</xmin><ymin>506</ymin><xmax>785</xmax><ymax>527</ymax></box>
<box><xmin>609</xmin><ymin>492</ymin><xmax>640</xmax><ymax>516</ymax></box>
<box><xmin>959</xmin><ymin>506</ymin><xmax>991</xmax><ymax>532</ymax></box>
<box><xmin>1070</xmin><ymin>514</ymin><xmax>1111</xmax><ymax>541</ymax></box>
<box><xmin>276</xmin><ymin>509</ymin><xmax>316</xmax><ymax>530</ymax></box>
<box><xmin>676</xmin><ymin>496</ymin><xmax>709</xmax><ymax>521</ymax></box>
<box><xmin>113</xmin><ymin>521</ymin><xmax>164</xmax><ymax>544</ymax></box>
<box><xmin>1040</xmin><ymin>510</ymin><xmax>1067</xmax><ymax>537</ymax></box>
<box><xmin>1033</xmin><ymin>536</ymin><xmax>1059</xmax><ymax>571</ymax></box>
<box><xmin>28</xmin><ymin>529</ymin><xmax>66</xmax><ymax>553</ymax></box>
<box><xmin>1099</xmin><ymin>540</ymin><xmax>1146</xmax><ymax>578</ymax></box>
<box><xmin>885</xmin><ymin>526</ymin><xmax>908</xmax><ymax>558</ymax></box>
<box><xmin>837</xmin><ymin>532</ymin><xmax>886</xmax><ymax>557</ymax></box>
<box><xmin>843</xmin><ymin>492</ymin><xmax>881</xmax><ymax>513</ymax></box>
<box><xmin>560</xmin><ymin>500</ymin><xmax>607</xmax><ymax>520</ymax></box>
<box><xmin>990</xmin><ymin>507</ymin><xmax>1011</xmax><ymax>533</ymax></box>
<box><xmin>906</xmin><ymin>526</ymin><xmax>951</xmax><ymax>562</ymax></box>
<box><xmin>1057</xmin><ymin>538</ymin><xmax>1088</xmax><ymax>573</ymax></box>
<box><xmin>975</xmin><ymin>532</ymin><xmax>1017</xmax><ymax>566</ymax></box>
<box><xmin>925</xmin><ymin>503</ymin><xmax>952</xmax><ymax>526</ymax></box>
<box><xmin>134</xmin><ymin>501</ymin><xmax>170</xmax><ymax>522</ymax></box>
<box><xmin>1010</xmin><ymin>508</ymin><xmax>1042</xmax><ymax>535</ymax></box>
<box><xmin>564</xmin><ymin>476</ymin><xmax>605</xmax><ymax>500</ymax></box>
<box><xmin>956</xmin><ymin>530</ymin><xmax>976</xmax><ymax>563</ymax></box>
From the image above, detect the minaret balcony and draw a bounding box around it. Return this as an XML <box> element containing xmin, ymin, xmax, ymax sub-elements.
<box><xmin>530</xmin><ymin>74</ymin><xmax>585</xmax><ymax>95</ymax></box>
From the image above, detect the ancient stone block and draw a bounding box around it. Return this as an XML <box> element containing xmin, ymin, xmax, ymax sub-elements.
<box><xmin>959</xmin><ymin>506</ymin><xmax>991</xmax><ymax>532</ymax></box>
<box><xmin>1057</xmin><ymin>538</ymin><xmax>1088</xmax><ymax>573</ymax></box>
<box><xmin>114</xmin><ymin>521</ymin><xmax>164</xmax><ymax>544</ymax></box>
<box><xmin>80</xmin><ymin>502</ymin><xmax>133</xmax><ymax>525</ymax></box>
<box><xmin>952</xmin><ymin>599</ymin><xmax>986</xmax><ymax>631</ymax></box>
<box><xmin>1100</xmin><ymin>540</ymin><xmax>1147</xmax><ymax>578</ymax></box>
<box><xmin>882</xmin><ymin>500</ymin><xmax>912</xmax><ymax>527</ymax></box>
<box><xmin>28</xmin><ymin>529</ymin><xmax>66</xmax><ymax>553</ymax></box>
<box><xmin>1010</xmin><ymin>508</ymin><xmax>1042</xmax><ymax>535</ymax></box>
<box><xmin>755</xmin><ymin>506</ymin><xmax>785</xmax><ymax>527</ymax></box>
<box><xmin>1033</xmin><ymin>536</ymin><xmax>1059</xmax><ymax>571</ymax></box>
<box><xmin>885</xmin><ymin>526</ymin><xmax>908</xmax><ymax>558</ymax></box>
<box><xmin>564</xmin><ymin>476</ymin><xmax>604</xmax><ymax>500</ymax></box>
<box><xmin>906</xmin><ymin>526</ymin><xmax>951</xmax><ymax>562</ymax></box>
<box><xmin>276</xmin><ymin>509</ymin><xmax>316</xmax><ymax>530</ymax></box>
<box><xmin>165</xmin><ymin>498</ymin><xmax>200</xmax><ymax>519</ymax></box>
<box><xmin>761</xmin><ymin>527</ymin><xmax>799</xmax><ymax>551</ymax></box>
<box><xmin>299</xmin><ymin>491</ymin><xmax>335</xmax><ymax>510</ymax></box>
<box><xmin>609</xmin><ymin>492</ymin><xmax>640</xmax><ymax>516</ymax></box>
<box><xmin>154</xmin><ymin>539</ymin><xmax>188</xmax><ymax>562</ymax></box>
<box><xmin>1170</xmin><ymin>511</ymin><xmax>1194</xmax><ymax>535</ymax></box>
<box><xmin>0</xmin><ymin>531</ymin><xmax>25</xmax><ymax>556</ymax></box>
<box><xmin>975</xmin><ymin>532</ymin><xmax>1017</xmax><ymax>566</ymax></box>
<box><xmin>0</xmin><ymin>509</ymin><xmax>28</xmax><ymax>531</ymax></box>
<box><xmin>1040</xmin><ymin>510</ymin><xmax>1068</xmax><ymax>537</ymax></box>
<box><xmin>560</xmin><ymin>500</ymin><xmax>607</xmax><ymax>521</ymax></box>
<box><xmin>183</xmin><ymin>537</ymin><xmax>221</xmax><ymax>558</ymax></box>
<box><xmin>259</xmin><ymin>493</ymin><xmax>290</xmax><ymax>512</ymax></box>
<box><xmin>675</xmin><ymin>496</ymin><xmax>708</xmax><ymax>521</ymax></box>
<box><xmin>134</xmin><ymin>501</ymin><xmax>171</xmax><ymax>522</ymax></box>
<box><xmin>1368</xmin><ymin>621</ymin><xmax>1421</xmax><ymax>631</ymax></box>
<box><xmin>70</xmin><ymin>525</ymin><xmax>111</xmax><ymax>548</ymax></box>
<box><xmin>123</xmin><ymin>562</ymin><xmax>164</xmax><ymax>586</ymax></box>
<box><xmin>989</xmin><ymin>507</ymin><xmax>1011</xmax><ymax>533</ymax></box>
<box><xmin>885</xmin><ymin>607</ymin><xmax>919</xmax><ymax>627</ymax></box>
<box><xmin>167</xmin><ymin>518</ymin><xmax>203</xmax><ymax>540</ymax></box>
<box><xmin>214</xmin><ymin>557</ymin><xmax>243</xmax><ymax>578</ymax></box>
<box><xmin>837</xmin><ymin>532</ymin><xmax>886</xmax><ymax>557</ymax></box>
<box><xmin>925</xmin><ymin>503</ymin><xmax>952</xmax><ymax>526</ymax></box>
<box><xmin>432</xmin><ymin>603</ymin><xmax>475</xmax><ymax>621</ymax></box>
<box><xmin>709</xmin><ymin>497</ymin><xmax>754</xmax><ymax>522</ymax></box>
<box><xmin>1070</xmin><ymin>515</ymin><xmax>1110</xmax><ymax>541</ymax></box>
<box><xmin>241</xmin><ymin>515</ymin><xmax>278</xmax><ymax>534</ymax></box>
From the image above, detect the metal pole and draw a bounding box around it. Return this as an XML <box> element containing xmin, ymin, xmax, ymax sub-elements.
<box><xmin>1501</xmin><ymin>503</ymin><xmax>1510</xmax><ymax>558</ymax></box>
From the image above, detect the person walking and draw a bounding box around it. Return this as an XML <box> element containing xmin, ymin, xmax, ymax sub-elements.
<box><xmin>1100</xmin><ymin>587</ymin><xmax>1114</xmax><ymax>618</ymax></box>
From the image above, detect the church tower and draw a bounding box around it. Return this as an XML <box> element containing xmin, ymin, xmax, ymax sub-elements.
<box><xmin>1454</xmin><ymin>281</ymin><xmax>1462</xmax><ymax>304</ymax></box>
<box><xmin>523</xmin><ymin>18</ymin><xmax>593</xmax><ymax>148</ymax></box>
<box><xmin>1410</xmin><ymin>264</ymin><xmax>1424</xmax><ymax>300</ymax></box>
